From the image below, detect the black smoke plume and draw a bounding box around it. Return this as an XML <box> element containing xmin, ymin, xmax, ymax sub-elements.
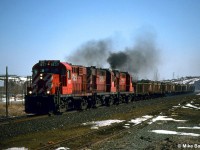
<box><xmin>107</xmin><ymin>34</ymin><xmax>160</xmax><ymax>75</ymax></box>
<box><xmin>66</xmin><ymin>32</ymin><xmax>160</xmax><ymax>79</ymax></box>
<box><xmin>107</xmin><ymin>52</ymin><xmax>128</xmax><ymax>69</ymax></box>
<box><xmin>66</xmin><ymin>39</ymin><xmax>111</xmax><ymax>67</ymax></box>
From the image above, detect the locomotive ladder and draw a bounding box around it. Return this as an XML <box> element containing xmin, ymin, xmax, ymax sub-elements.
<box><xmin>54</xmin><ymin>87</ymin><xmax>61</xmax><ymax>108</ymax></box>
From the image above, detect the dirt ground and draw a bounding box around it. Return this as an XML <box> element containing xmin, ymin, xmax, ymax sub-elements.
<box><xmin>0</xmin><ymin>94</ymin><xmax>200</xmax><ymax>149</ymax></box>
<box><xmin>92</xmin><ymin>94</ymin><xmax>200</xmax><ymax>150</ymax></box>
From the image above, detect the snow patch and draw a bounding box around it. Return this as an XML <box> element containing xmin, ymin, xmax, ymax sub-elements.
<box><xmin>5</xmin><ymin>148</ymin><xmax>28</xmax><ymax>150</ymax></box>
<box><xmin>150</xmin><ymin>130</ymin><xmax>200</xmax><ymax>137</ymax></box>
<box><xmin>182</xmin><ymin>103</ymin><xmax>200</xmax><ymax>110</ymax></box>
<box><xmin>172</xmin><ymin>106</ymin><xmax>180</xmax><ymax>108</ymax></box>
<box><xmin>55</xmin><ymin>147</ymin><xmax>70</xmax><ymax>150</ymax></box>
<box><xmin>148</xmin><ymin>116</ymin><xmax>186</xmax><ymax>124</ymax></box>
<box><xmin>123</xmin><ymin>123</ymin><xmax>131</xmax><ymax>128</ymax></box>
<box><xmin>82</xmin><ymin>119</ymin><xmax>125</xmax><ymax>129</ymax></box>
<box><xmin>125</xmin><ymin>123</ymin><xmax>130</xmax><ymax>126</ymax></box>
<box><xmin>129</xmin><ymin>115</ymin><xmax>153</xmax><ymax>125</ymax></box>
<box><xmin>1</xmin><ymin>97</ymin><xmax>24</xmax><ymax>102</ymax></box>
<box><xmin>196</xmin><ymin>93</ymin><xmax>200</xmax><ymax>95</ymax></box>
<box><xmin>173</xmin><ymin>77</ymin><xmax>200</xmax><ymax>85</ymax></box>
<box><xmin>178</xmin><ymin>126</ymin><xmax>200</xmax><ymax>130</ymax></box>
<box><xmin>123</xmin><ymin>125</ymin><xmax>130</xmax><ymax>129</ymax></box>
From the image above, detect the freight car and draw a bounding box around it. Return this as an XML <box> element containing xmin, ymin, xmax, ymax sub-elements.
<box><xmin>134</xmin><ymin>81</ymin><xmax>195</xmax><ymax>100</ymax></box>
<box><xmin>25</xmin><ymin>60</ymin><xmax>195</xmax><ymax>114</ymax></box>
<box><xmin>25</xmin><ymin>60</ymin><xmax>134</xmax><ymax>114</ymax></box>
<box><xmin>133</xmin><ymin>80</ymin><xmax>163</xmax><ymax>100</ymax></box>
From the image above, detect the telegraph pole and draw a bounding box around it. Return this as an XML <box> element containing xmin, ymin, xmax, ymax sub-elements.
<box><xmin>6</xmin><ymin>66</ymin><xmax>8</xmax><ymax>117</ymax></box>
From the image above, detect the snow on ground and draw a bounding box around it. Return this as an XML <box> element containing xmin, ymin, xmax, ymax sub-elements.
<box><xmin>5</xmin><ymin>148</ymin><xmax>28</xmax><ymax>150</ymax></box>
<box><xmin>148</xmin><ymin>116</ymin><xmax>187</xmax><ymax>124</ymax></box>
<box><xmin>55</xmin><ymin>147</ymin><xmax>70</xmax><ymax>150</ymax></box>
<box><xmin>182</xmin><ymin>103</ymin><xmax>200</xmax><ymax>110</ymax></box>
<box><xmin>1</xmin><ymin>97</ymin><xmax>24</xmax><ymax>102</ymax></box>
<box><xmin>82</xmin><ymin>98</ymin><xmax>200</xmax><ymax>137</ymax></box>
<box><xmin>6</xmin><ymin>147</ymin><xmax>70</xmax><ymax>150</ymax></box>
<box><xmin>171</xmin><ymin>103</ymin><xmax>181</xmax><ymax>109</ymax></box>
<box><xmin>82</xmin><ymin>115</ymin><xmax>154</xmax><ymax>130</ymax></box>
<box><xmin>173</xmin><ymin>77</ymin><xmax>200</xmax><ymax>85</ymax></box>
<box><xmin>123</xmin><ymin>123</ymin><xmax>131</xmax><ymax>128</ymax></box>
<box><xmin>150</xmin><ymin>130</ymin><xmax>200</xmax><ymax>137</ymax></box>
<box><xmin>129</xmin><ymin>115</ymin><xmax>153</xmax><ymax>126</ymax></box>
<box><xmin>171</xmin><ymin>100</ymin><xmax>200</xmax><ymax>110</ymax></box>
<box><xmin>178</xmin><ymin>126</ymin><xmax>200</xmax><ymax>129</ymax></box>
<box><xmin>189</xmin><ymin>78</ymin><xmax>200</xmax><ymax>84</ymax></box>
<box><xmin>149</xmin><ymin>100</ymin><xmax>200</xmax><ymax>137</ymax></box>
<box><xmin>82</xmin><ymin>119</ymin><xmax>125</xmax><ymax>129</ymax></box>
<box><xmin>82</xmin><ymin>115</ymin><xmax>187</xmax><ymax>130</ymax></box>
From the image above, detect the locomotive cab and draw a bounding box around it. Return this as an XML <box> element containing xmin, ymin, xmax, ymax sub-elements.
<box><xmin>25</xmin><ymin>60</ymin><xmax>72</xmax><ymax>114</ymax></box>
<box><xmin>28</xmin><ymin>60</ymin><xmax>72</xmax><ymax>95</ymax></box>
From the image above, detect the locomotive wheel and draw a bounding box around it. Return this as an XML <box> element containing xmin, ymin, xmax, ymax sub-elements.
<box><xmin>125</xmin><ymin>97</ymin><xmax>130</xmax><ymax>103</ymax></box>
<box><xmin>57</xmin><ymin>101</ymin><xmax>68</xmax><ymax>114</ymax></box>
<box><xmin>87</xmin><ymin>98</ymin><xmax>92</xmax><ymax>108</ymax></box>
<box><xmin>59</xmin><ymin>104</ymin><xmax>67</xmax><ymax>113</ymax></box>
<box><xmin>79</xmin><ymin>99</ymin><xmax>88</xmax><ymax>110</ymax></box>
<box><xmin>93</xmin><ymin>99</ymin><xmax>101</xmax><ymax>108</ymax></box>
<box><xmin>106</xmin><ymin>98</ymin><xmax>114</xmax><ymax>106</ymax></box>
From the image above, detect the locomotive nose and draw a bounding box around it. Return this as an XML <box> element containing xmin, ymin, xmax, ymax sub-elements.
<box><xmin>37</xmin><ymin>79</ymin><xmax>45</xmax><ymax>94</ymax></box>
<box><xmin>32</xmin><ymin>73</ymin><xmax>53</xmax><ymax>95</ymax></box>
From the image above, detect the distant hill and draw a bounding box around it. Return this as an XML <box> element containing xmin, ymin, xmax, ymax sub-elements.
<box><xmin>163</xmin><ymin>76</ymin><xmax>200</xmax><ymax>91</ymax></box>
<box><xmin>1</xmin><ymin>75</ymin><xmax>200</xmax><ymax>91</ymax></box>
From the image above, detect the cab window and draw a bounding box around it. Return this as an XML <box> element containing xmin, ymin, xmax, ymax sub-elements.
<box><xmin>33</xmin><ymin>69</ymin><xmax>38</xmax><ymax>74</ymax></box>
<box><xmin>67</xmin><ymin>70</ymin><xmax>71</xmax><ymax>79</ymax></box>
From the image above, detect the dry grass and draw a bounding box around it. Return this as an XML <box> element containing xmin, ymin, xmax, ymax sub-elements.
<box><xmin>0</xmin><ymin>102</ymin><xmax>26</xmax><ymax>117</ymax></box>
<box><xmin>1</xmin><ymin>124</ymin><xmax>91</xmax><ymax>149</ymax></box>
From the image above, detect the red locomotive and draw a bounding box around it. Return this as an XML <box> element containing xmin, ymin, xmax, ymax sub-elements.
<box><xmin>25</xmin><ymin>60</ymin><xmax>134</xmax><ymax>114</ymax></box>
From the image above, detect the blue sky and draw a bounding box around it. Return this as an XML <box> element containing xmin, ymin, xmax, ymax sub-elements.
<box><xmin>0</xmin><ymin>0</ymin><xmax>200</xmax><ymax>80</ymax></box>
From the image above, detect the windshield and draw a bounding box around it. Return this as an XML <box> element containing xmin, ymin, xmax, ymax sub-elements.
<box><xmin>33</xmin><ymin>68</ymin><xmax>60</xmax><ymax>74</ymax></box>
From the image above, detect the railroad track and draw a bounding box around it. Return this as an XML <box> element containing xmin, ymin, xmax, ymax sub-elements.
<box><xmin>35</xmin><ymin>122</ymin><xmax>127</xmax><ymax>150</ymax></box>
<box><xmin>0</xmin><ymin>103</ymin><xmax>124</xmax><ymax>127</ymax></box>
<box><xmin>35</xmin><ymin>116</ymin><xmax>154</xmax><ymax>150</ymax></box>
<box><xmin>0</xmin><ymin>110</ymin><xmax>78</xmax><ymax>126</ymax></box>
<box><xmin>35</xmin><ymin>95</ymin><xmax>193</xmax><ymax>150</ymax></box>
<box><xmin>0</xmin><ymin>94</ymin><xmax>185</xmax><ymax>126</ymax></box>
<box><xmin>1</xmin><ymin>94</ymin><xmax>197</xmax><ymax>149</ymax></box>
<box><xmin>0</xmin><ymin>114</ymin><xmax>48</xmax><ymax>126</ymax></box>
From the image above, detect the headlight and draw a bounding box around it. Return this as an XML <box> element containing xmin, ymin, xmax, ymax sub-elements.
<box><xmin>47</xmin><ymin>91</ymin><xmax>50</xmax><ymax>94</ymax></box>
<box><xmin>29</xmin><ymin>91</ymin><xmax>32</xmax><ymax>94</ymax></box>
<box><xmin>40</xmin><ymin>74</ymin><xmax>43</xmax><ymax>79</ymax></box>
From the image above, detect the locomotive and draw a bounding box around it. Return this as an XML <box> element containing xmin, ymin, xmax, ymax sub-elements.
<box><xmin>25</xmin><ymin>60</ymin><xmax>134</xmax><ymax>114</ymax></box>
<box><xmin>25</xmin><ymin>60</ymin><xmax>195</xmax><ymax>114</ymax></box>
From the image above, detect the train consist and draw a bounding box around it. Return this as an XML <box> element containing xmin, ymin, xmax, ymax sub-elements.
<box><xmin>25</xmin><ymin>60</ymin><xmax>195</xmax><ymax>114</ymax></box>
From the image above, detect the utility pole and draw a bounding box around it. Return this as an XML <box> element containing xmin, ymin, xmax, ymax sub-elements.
<box><xmin>154</xmin><ymin>69</ymin><xmax>159</xmax><ymax>81</ymax></box>
<box><xmin>6</xmin><ymin>66</ymin><xmax>8</xmax><ymax>117</ymax></box>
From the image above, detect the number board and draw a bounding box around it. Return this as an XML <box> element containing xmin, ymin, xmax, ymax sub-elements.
<box><xmin>39</xmin><ymin>60</ymin><xmax>60</xmax><ymax>67</ymax></box>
